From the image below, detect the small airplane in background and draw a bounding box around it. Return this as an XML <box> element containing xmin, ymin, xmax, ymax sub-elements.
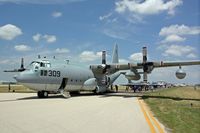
<box><xmin>4</xmin><ymin>44</ymin><xmax>200</xmax><ymax>98</ymax></box>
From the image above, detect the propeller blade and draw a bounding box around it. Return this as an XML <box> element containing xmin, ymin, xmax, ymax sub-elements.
<box><xmin>4</xmin><ymin>69</ymin><xmax>19</xmax><ymax>72</ymax></box>
<box><xmin>20</xmin><ymin>58</ymin><xmax>24</xmax><ymax>69</ymax></box>
<box><xmin>102</xmin><ymin>50</ymin><xmax>106</xmax><ymax>64</ymax></box>
<box><xmin>142</xmin><ymin>46</ymin><xmax>147</xmax><ymax>63</ymax></box>
<box><xmin>143</xmin><ymin>72</ymin><xmax>148</xmax><ymax>83</ymax></box>
<box><xmin>142</xmin><ymin>47</ymin><xmax>148</xmax><ymax>83</ymax></box>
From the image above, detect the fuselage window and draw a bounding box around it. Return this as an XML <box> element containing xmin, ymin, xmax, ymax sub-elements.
<box><xmin>46</xmin><ymin>63</ymin><xmax>51</xmax><ymax>68</ymax></box>
<box><xmin>40</xmin><ymin>70</ymin><xmax>47</xmax><ymax>76</ymax></box>
<box><xmin>44</xmin><ymin>70</ymin><xmax>47</xmax><ymax>76</ymax></box>
<box><xmin>41</xmin><ymin>70</ymin><xmax>44</xmax><ymax>76</ymax></box>
<box><xmin>40</xmin><ymin>62</ymin><xmax>45</xmax><ymax>67</ymax></box>
<box><xmin>40</xmin><ymin>62</ymin><xmax>51</xmax><ymax>68</ymax></box>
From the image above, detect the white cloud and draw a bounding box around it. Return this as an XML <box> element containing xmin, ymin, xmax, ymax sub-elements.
<box><xmin>129</xmin><ymin>52</ymin><xmax>143</xmax><ymax>62</ymax></box>
<box><xmin>162</xmin><ymin>34</ymin><xmax>185</xmax><ymax>43</ymax></box>
<box><xmin>159</xmin><ymin>24</ymin><xmax>200</xmax><ymax>36</ymax></box>
<box><xmin>163</xmin><ymin>44</ymin><xmax>196</xmax><ymax>58</ymax></box>
<box><xmin>0</xmin><ymin>24</ymin><xmax>22</xmax><ymax>40</ymax></box>
<box><xmin>115</xmin><ymin>0</ymin><xmax>182</xmax><ymax>16</ymax></box>
<box><xmin>32</xmin><ymin>33</ymin><xmax>57</xmax><ymax>43</ymax></box>
<box><xmin>79</xmin><ymin>51</ymin><xmax>101</xmax><ymax>62</ymax></box>
<box><xmin>32</xmin><ymin>33</ymin><xmax>41</xmax><ymax>42</ymax></box>
<box><xmin>55</xmin><ymin>48</ymin><xmax>70</xmax><ymax>54</ymax></box>
<box><xmin>52</xmin><ymin>11</ymin><xmax>62</xmax><ymax>18</ymax></box>
<box><xmin>43</xmin><ymin>34</ymin><xmax>57</xmax><ymax>43</ymax></box>
<box><xmin>103</xmin><ymin>29</ymin><xmax>129</xmax><ymax>40</ymax></box>
<box><xmin>186</xmin><ymin>53</ymin><xmax>197</xmax><ymax>59</ymax></box>
<box><xmin>14</xmin><ymin>44</ymin><xmax>31</xmax><ymax>51</ymax></box>
<box><xmin>99</xmin><ymin>13</ymin><xmax>112</xmax><ymax>21</ymax></box>
<box><xmin>159</xmin><ymin>24</ymin><xmax>200</xmax><ymax>43</ymax></box>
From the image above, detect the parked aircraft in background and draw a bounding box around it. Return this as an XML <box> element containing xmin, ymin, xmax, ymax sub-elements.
<box><xmin>4</xmin><ymin>44</ymin><xmax>200</xmax><ymax>98</ymax></box>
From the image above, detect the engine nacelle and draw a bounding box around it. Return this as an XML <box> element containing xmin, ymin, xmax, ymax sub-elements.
<box><xmin>82</xmin><ymin>78</ymin><xmax>97</xmax><ymax>91</ymax></box>
<box><xmin>90</xmin><ymin>64</ymin><xmax>117</xmax><ymax>74</ymax></box>
<box><xmin>125</xmin><ymin>71</ymin><xmax>141</xmax><ymax>80</ymax></box>
<box><xmin>143</xmin><ymin>64</ymin><xmax>154</xmax><ymax>73</ymax></box>
<box><xmin>176</xmin><ymin>69</ymin><xmax>186</xmax><ymax>79</ymax></box>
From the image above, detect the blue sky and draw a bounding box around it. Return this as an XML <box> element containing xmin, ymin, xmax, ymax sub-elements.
<box><xmin>0</xmin><ymin>0</ymin><xmax>199</xmax><ymax>84</ymax></box>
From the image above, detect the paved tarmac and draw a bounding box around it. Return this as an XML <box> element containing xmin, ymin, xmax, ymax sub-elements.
<box><xmin>0</xmin><ymin>93</ymin><xmax>165</xmax><ymax>133</ymax></box>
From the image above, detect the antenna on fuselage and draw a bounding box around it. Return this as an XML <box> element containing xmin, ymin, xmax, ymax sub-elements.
<box><xmin>38</xmin><ymin>55</ymin><xmax>41</xmax><ymax>59</ymax></box>
<box><xmin>53</xmin><ymin>56</ymin><xmax>56</xmax><ymax>59</ymax></box>
<box><xmin>66</xmin><ymin>60</ymin><xmax>69</xmax><ymax>64</ymax></box>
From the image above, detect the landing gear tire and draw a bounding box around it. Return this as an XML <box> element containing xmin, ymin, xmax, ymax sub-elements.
<box><xmin>37</xmin><ymin>91</ymin><xmax>48</xmax><ymax>98</ymax></box>
<box><xmin>43</xmin><ymin>91</ymin><xmax>48</xmax><ymax>98</ymax></box>
<box><xmin>37</xmin><ymin>91</ymin><xmax>43</xmax><ymax>98</ymax></box>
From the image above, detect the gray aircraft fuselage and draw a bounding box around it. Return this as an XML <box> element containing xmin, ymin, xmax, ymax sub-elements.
<box><xmin>15</xmin><ymin>59</ymin><xmax>96</xmax><ymax>93</ymax></box>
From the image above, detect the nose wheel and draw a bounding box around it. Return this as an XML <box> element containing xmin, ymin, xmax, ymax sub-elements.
<box><xmin>37</xmin><ymin>91</ymin><xmax>48</xmax><ymax>98</ymax></box>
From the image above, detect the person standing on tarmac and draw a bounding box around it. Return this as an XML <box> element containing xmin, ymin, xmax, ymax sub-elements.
<box><xmin>115</xmin><ymin>85</ymin><xmax>118</xmax><ymax>92</ymax></box>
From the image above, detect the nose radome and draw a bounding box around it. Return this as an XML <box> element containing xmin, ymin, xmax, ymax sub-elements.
<box><xmin>13</xmin><ymin>74</ymin><xmax>21</xmax><ymax>82</ymax></box>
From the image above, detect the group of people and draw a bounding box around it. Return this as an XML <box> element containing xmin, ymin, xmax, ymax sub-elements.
<box><xmin>110</xmin><ymin>85</ymin><xmax>118</xmax><ymax>92</ymax></box>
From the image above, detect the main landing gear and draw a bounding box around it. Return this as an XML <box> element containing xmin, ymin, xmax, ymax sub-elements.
<box><xmin>37</xmin><ymin>91</ymin><xmax>49</xmax><ymax>98</ymax></box>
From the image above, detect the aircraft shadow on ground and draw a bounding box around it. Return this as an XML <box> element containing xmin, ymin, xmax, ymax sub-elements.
<box><xmin>0</xmin><ymin>95</ymin><xmax>65</xmax><ymax>102</ymax></box>
<box><xmin>18</xmin><ymin>94</ymin><xmax>200</xmax><ymax>101</ymax></box>
<box><xmin>99</xmin><ymin>92</ymin><xmax>141</xmax><ymax>98</ymax></box>
<box><xmin>17</xmin><ymin>95</ymin><xmax>65</xmax><ymax>100</ymax></box>
<box><xmin>98</xmin><ymin>92</ymin><xmax>200</xmax><ymax>101</ymax></box>
<box><xmin>1</xmin><ymin>92</ymin><xmax>199</xmax><ymax>102</ymax></box>
<box><xmin>140</xmin><ymin>95</ymin><xmax>200</xmax><ymax>101</ymax></box>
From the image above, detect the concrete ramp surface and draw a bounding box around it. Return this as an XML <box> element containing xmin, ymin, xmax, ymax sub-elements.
<box><xmin>0</xmin><ymin>93</ymin><xmax>165</xmax><ymax>133</ymax></box>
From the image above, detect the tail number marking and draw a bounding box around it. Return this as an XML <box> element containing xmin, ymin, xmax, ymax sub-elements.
<box><xmin>48</xmin><ymin>70</ymin><xmax>60</xmax><ymax>77</ymax></box>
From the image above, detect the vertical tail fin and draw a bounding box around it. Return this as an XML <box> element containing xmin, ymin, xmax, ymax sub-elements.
<box><xmin>112</xmin><ymin>43</ymin><xmax>119</xmax><ymax>63</ymax></box>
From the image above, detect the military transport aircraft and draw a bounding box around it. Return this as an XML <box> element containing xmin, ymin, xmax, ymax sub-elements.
<box><xmin>4</xmin><ymin>44</ymin><xmax>200</xmax><ymax>98</ymax></box>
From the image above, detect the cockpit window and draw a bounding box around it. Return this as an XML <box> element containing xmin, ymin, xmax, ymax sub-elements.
<box><xmin>40</xmin><ymin>62</ymin><xmax>51</xmax><ymax>68</ymax></box>
<box><xmin>27</xmin><ymin>61</ymin><xmax>51</xmax><ymax>69</ymax></box>
<box><xmin>45</xmin><ymin>63</ymin><xmax>51</xmax><ymax>68</ymax></box>
<box><xmin>31</xmin><ymin>62</ymin><xmax>40</xmax><ymax>69</ymax></box>
<box><xmin>40</xmin><ymin>62</ymin><xmax>45</xmax><ymax>67</ymax></box>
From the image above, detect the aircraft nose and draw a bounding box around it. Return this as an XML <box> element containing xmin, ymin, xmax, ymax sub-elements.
<box><xmin>13</xmin><ymin>71</ymin><xmax>35</xmax><ymax>83</ymax></box>
<box><xmin>13</xmin><ymin>73</ymin><xmax>23</xmax><ymax>82</ymax></box>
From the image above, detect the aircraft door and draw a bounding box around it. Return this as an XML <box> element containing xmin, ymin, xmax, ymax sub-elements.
<box><xmin>58</xmin><ymin>78</ymin><xmax>68</xmax><ymax>91</ymax></box>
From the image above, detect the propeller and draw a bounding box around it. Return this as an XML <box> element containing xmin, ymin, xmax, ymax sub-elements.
<box><xmin>142</xmin><ymin>47</ymin><xmax>148</xmax><ymax>83</ymax></box>
<box><xmin>140</xmin><ymin>47</ymin><xmax>154</xmax><ymax>83</ymax></box>
<box><xmin>101</xmin><ymin>51</ymin><xmax>111</xmax><ymax>74</ymax></box>
<box><xmin>4</xmin><ymin>58</ymin><xmax>26</xmax><ymax>72</ymax></box>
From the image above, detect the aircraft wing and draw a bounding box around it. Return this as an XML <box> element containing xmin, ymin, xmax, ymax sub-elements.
<box><xmin>91</xmin><ymin>60</ymin><xmax>200</xmax><ymax>74</ymax></box>
<box><xmin>153</xmin><ymin>60</ymin><xmax>200</xmax><ymax>68</ymax></box>
<box><xmin>127</xmin><ymin>60</ymin><xmax>200</xmax><ymax>69</ymax></box>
